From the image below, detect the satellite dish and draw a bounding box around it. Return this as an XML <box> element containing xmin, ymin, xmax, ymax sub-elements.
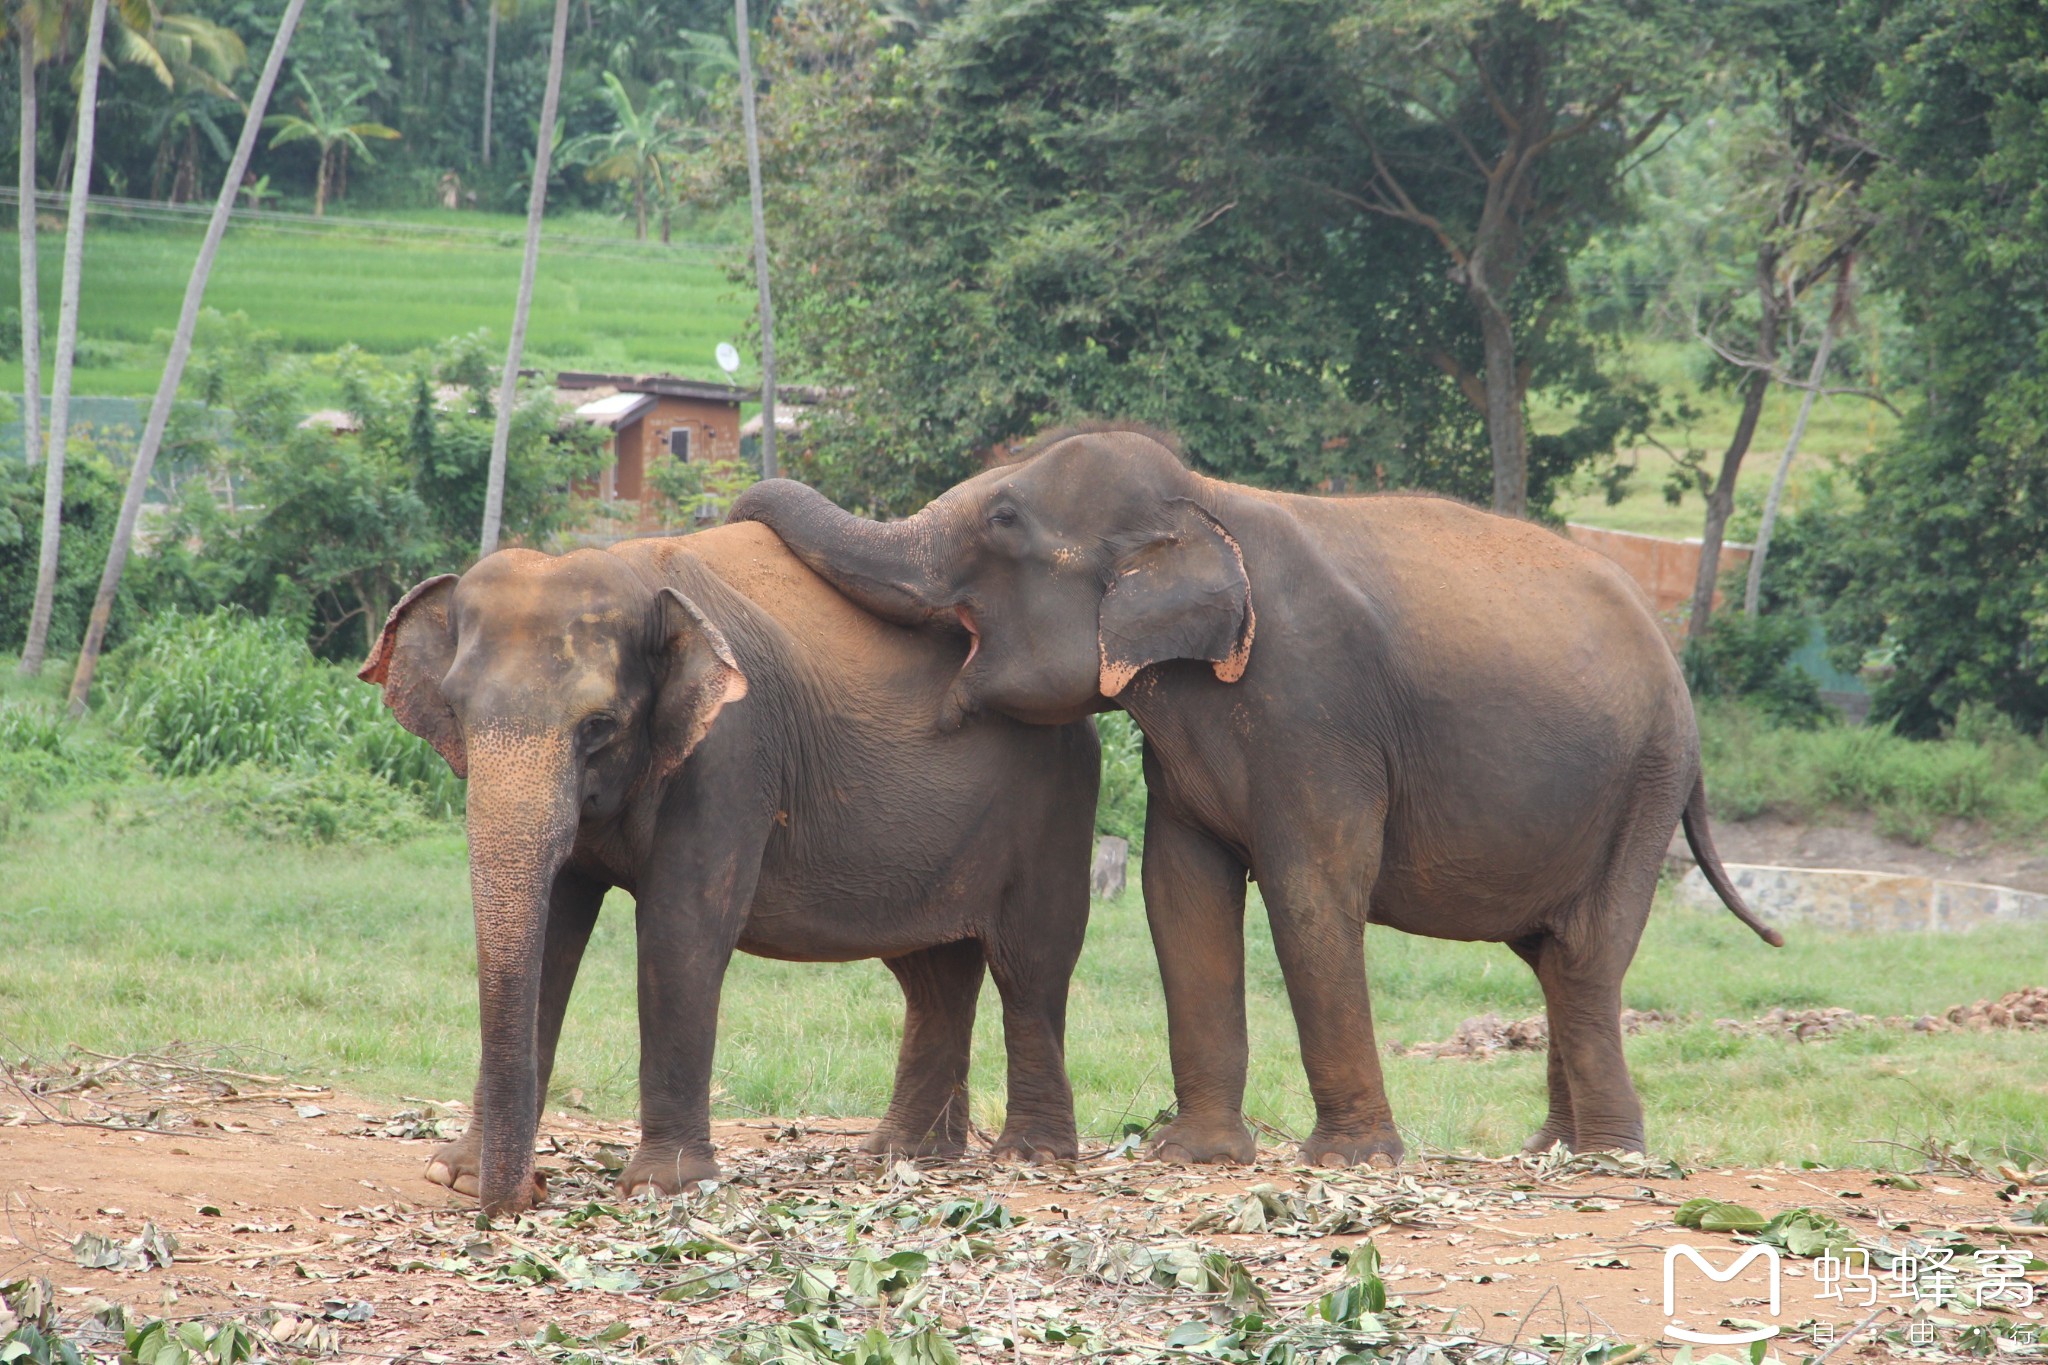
<box><xmin>715</xmin><ymin>343</ymin><xmax>741</xmax><ymax>377</ymax></box>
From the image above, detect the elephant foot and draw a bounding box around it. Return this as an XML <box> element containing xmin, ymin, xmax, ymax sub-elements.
<box><xmin>425</xmin><ymin>1136</ymin><xmax>481</xmax><ymax>1196</ymax></box>
<box><xmin>425</xmin><ymin>1137</ymin><xmax>548</xmax><ymax>1208</ymax></box>
<box><xmin>617</xmin><ymin>1146</ymin><xmax>721</xmax><ymax>1199</ymax></box>
<box><xmin>860</xmin><ymin>1126</ymin><xmax>968</xmax><ymax>1160</ymax></box>
<box><xmin>1149</xmin><ymin>1117</ymin><xmax>1257</xmax><ymax>1165</ymax></box>
<box><xmin>1520</xmin><ymin>1128</ymin><xmax>1575</xmax><ymax>1156</ymax></box>
<box><xmin>1301</xmin><ymin>1124</ymin><xmax>1404</xmax><ymax>1169</ymax></box>
<box><xmin>988</xmin><ymin>1123</ymin><xmax>1078</xmax><ymax>1165</ymax></box>
<box><xmin>1566</xmin><ymin>1127</ymin><xmax>1646</xmax><ymax>1156</ymax></box>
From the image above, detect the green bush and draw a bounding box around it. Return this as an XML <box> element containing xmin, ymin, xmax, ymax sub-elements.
<box><xmin>1683</xmin><ymin>612</ymin><xmax>1828</xmax><ymax>729</ymax></box>
<box><xmin>1096</xmin><ymin>710</ymin><xmax>1147</xmax><ymax>850</ymax></box>
<box><xmin>154</xmin><ymin>763</ymin><xmax>432</xmax><ymax>845</ymax></box>
<box><xmin>0</xmin><ymin>697</ymin><xmax>137</xmax><ymax>835</ymax></box>
<box><xmin>1698</xmin><ymin>699</ymin><xmax>2048</xmax><ymax>843</ymax></box>
<box><xmin>104</xmin><ymin>609</ymin><xmax>461</xmax><ymax>829</ymax></box>
<box><xmin>111</xmin><ymin>611</ymin><xmax>362</xmax><ymax>775</ymax></box>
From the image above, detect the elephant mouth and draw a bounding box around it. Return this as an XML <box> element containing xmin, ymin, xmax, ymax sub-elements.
<box><xmin>954</xmin><ymin>604</ymin><xmax>981</xmax><ymax>669</ymax></box>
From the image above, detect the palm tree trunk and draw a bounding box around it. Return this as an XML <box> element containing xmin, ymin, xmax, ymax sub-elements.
<box><xmin>17</xmin><ymin>18</ymin><xmax>42</xmax><ymax>473</ymax></box>
<box><xmin>735</xmin><ymin>0</ymin><xmax>776</xmax><ymax>480</ymax></box>
<box><xmin>19</xmin><ymin>0</ymin><xmax>109</xmax><ymax>678</ymax></box>
<box><xmin>66</xmin><ymin>0</ymin><xmax>310</xmax><ymax>715</ymax></box>
<box><xmin>1745</xmin><ymin>259</ymin><xmax>1853</xmax><ymax>619</ymax></box>
<box><xmin>481</xmin><ymin>0</ymin><xmax>498</xmax><ymax>167</ymax></box>
<box><xmin>314</xmin><ymin>148</ymin><xmax>328</xmax><ymax>215</ymax></box>
<box><xmin>479</xmin><ymin>0</ymin><xmax>569</xmax><ymax>557</ymax></box>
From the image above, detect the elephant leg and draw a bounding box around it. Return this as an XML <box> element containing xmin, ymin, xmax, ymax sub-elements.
<box><xmin>429</xmin><ymin>869</ymin><xmax>607</xmax><ymax>1197</ymax></box>
<box><xmin>1261</xmin><ymin>855</ymin><xmax>1403</xmax><ymax>1168</ymax></box>
<box><xmin>1143</xmin><ymin>811</ymin><xmax>1256</xmax><ymax>1165</ymax></box>
<box><xmin>1510</xmin><ymin>934</ymin><xmax>1576</xmax><ymax>1153</ymax></box>
<box><xmin>985</xmin><ymin>882</ymin><xmax>1086</xmax><ymax>1162</ymax></box>
<box><xmin>863</xmin><ymin>940</ymin><xmax>986</xmax><ymax>1159</ymax></box>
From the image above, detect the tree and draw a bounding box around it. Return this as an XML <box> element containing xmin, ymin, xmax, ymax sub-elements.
<box><xmin>17</xmin><ymin>0</ymin><xmax>108</xmax><ymax>679</ymax></box>
<box><xmin>261</xmin><ymin>72</ymin><xmax>398</xmax><ymax>215</ymax></box>
<box><xmin>734</xmin><ymin>0</ymin><xmax>773</xmax><ymax>478</ymax></box>
<box><xmin>1671</xmin><ymin>5</ymin><xmax>1879</xmax><ymax>639</ymax></box>
<box><xmin>1299</xmin><ymin>0</ymin><xmax>1702</xmax><ymax>517</ymax></box>
<box><xmin>479</xmin><ymin>0</ymin><xmax>571</xmax><ymax>558</ymax></box>
<box><xmin>1793</xmin><ymin>0</ymin><xmax>2048</xmax><ymax>733</ymax></box>
<box><xmin>64</xmin><ymin>0</ymin><xmax>308</xmax><ymax>713</ymax></box>
<box><xmin>12</xmin><ymin>4</ymin><xmax>45</xmax><ymax>484</ymax></box>
<box><xmin>562</xmin><ymin>70</ymin><xmax>684</xmax><ymax>240</ymax></box>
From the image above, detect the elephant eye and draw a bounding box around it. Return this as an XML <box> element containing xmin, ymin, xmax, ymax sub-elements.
<box><xmin>577</xmin><ymin>714</ymin><xmax>620</xmax><ymax>753</ymax></box>
<box><xmin>988</xmin><ymin>506</ymin><xmax>1018</xmax><ymax>528</ymax></box>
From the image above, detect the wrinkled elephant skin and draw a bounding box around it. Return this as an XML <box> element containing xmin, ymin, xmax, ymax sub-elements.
<box><xmin>731</xmin><ymin>426</ymin><xmax>1780</xmax><ymax>1167</ymax></box>
<box><xmin>361</xmin><ymin>526</ymin><xmax>1098</xmax><ymax>1215</ymax></box>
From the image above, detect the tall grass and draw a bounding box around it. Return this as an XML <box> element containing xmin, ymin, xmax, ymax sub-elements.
<box><xmin>1699</xmin><ymin>699</ymin><xmax>2048</xmax><ymax>842</ymax></box>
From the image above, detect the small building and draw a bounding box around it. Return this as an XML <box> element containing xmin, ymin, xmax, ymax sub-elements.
<box><xmin>559</xmin><ymin>371</ymin><xmax>750</xmax><ymax>503</ymax></box>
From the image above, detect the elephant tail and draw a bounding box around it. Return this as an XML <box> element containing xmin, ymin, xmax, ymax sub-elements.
<box><xmin>1682</xmin><ymin>774</ymin><xmax>1785</xmax><ymax>946</ymax></box>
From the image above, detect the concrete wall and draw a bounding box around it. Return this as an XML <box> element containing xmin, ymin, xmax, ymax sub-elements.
<box><xmin>1565</xmin><ymin>523</ymin><xmax>1752</xmax><ymax>645</ymax></box>
<box><xmin>1678</xmin><ymin>863</ymin><xmax>2048</xmax><ymax>933</ymax></box>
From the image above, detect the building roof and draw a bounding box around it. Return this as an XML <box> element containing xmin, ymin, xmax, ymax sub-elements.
<box><xmin>574</xmin><ymin>391</ymin><xmax>659</xmax><ymax>428</ymax></box>
<box><xmin>740</xmin><ymin>405</ymin><xmax>810</xmax><ymax>438</ymax></box>
<box><xmin>554</xmin><ymin>370</ymin><xmax>842</xmax><ymax>407</ymax></box>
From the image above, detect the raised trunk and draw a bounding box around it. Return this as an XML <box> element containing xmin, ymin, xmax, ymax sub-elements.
<box><xmin>727</xmin><ymin>479</ymin><xmax>946</xmax><ymax>626</ymax></box>
<box><xmin>18</xmin><ymin>22</ymin><xmax>42</xmax><ymax>474</ymax></box>
<box><xmin>464</xmin><ymin>745</ymin><xmax>579</xmax><ymax>1215</ymax></box>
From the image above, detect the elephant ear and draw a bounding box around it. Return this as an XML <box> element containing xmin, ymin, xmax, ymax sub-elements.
<box><xmin>652</xmin><ymin>587</ymin><xmax>749</xmax><ymax>781</ymax></box>
<box><xmin>1098</xmin><ymin>498</ymin><xmax>1255</xmax><ymax>696</ymax></box>
<box><xmin>359</xmin><ymin>574</ymin><xmax>467</xmax><ymax>776</ymax></box>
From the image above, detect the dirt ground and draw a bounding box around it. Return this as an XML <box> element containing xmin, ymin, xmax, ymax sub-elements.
<box><xmin>5</xmin><ymin>1058</ymin><xmax>2045</xmax><ymax>1363</ymax></box>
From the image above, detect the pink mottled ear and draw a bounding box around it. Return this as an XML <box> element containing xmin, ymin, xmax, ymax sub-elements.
<box><xmin>359</xmin><ymin>574</ymin><xmax>466</xmax><ymax>776</ymax></box>
<box><xmin>1097</xmin><ymin>499</ymin><xmax>1255</xmax><ymax>697</ymax></box>
<box><xmin>652</xmin><ymin>587</ymin><xmax>748</xmax><ymax>779</ymax></box>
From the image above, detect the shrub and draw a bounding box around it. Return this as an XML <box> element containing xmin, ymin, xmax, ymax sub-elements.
<box><xmin>0</xmin><ymin>698</ymin><xmax>137</xmax><ymax>835</ymax></box>
<box><xmin>157</xmin><ymin>763</ymin><xmax>432</xmax><ymax>845</ymax></box>
<box><xmin>105</xmin><ymin>609</ymin><xmax>461</xmax><ymax>827</ymax></box>
<box><xmin>111</xmin><ymin>611</ymin><xmax>360</xmax><ymax>775</ymax></box>
<box><xmin>1683</xmin><ymin>611</ymin><xmax>1828</xmax><ymax>729</ymax></box>
<box><xmin>1095</xmin><ymin>710</ymin><xmax>1147</xmax><ymax>850</ymax></box>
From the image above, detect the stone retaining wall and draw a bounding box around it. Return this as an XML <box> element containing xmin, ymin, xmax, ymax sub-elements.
<box><xmin>1677</xmin><ymin>862</ymin><xmax>2048</xmax><ymax>933</ymax></box>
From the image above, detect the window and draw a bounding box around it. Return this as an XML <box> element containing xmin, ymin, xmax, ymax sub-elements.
<box><xmin>666</xmin><ymin>425</ymin><xmax>692</xmax><ymax>461</ymax></box>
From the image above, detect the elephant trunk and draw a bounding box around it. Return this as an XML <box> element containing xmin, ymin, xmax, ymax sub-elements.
<box><xmin>728</xmin><ymin>479</ymin><xmax>948</xmax><ymax>627</ymax></box>
<box><xmin>463</xmin><ymin>731</ymin><xmax>579</xmax><ymax>1216</ymax></box>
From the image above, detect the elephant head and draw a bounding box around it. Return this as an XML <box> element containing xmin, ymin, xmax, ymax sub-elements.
<box><xmin>728</xmin><ymin>426</ymin><xmax>1253</xmax><ymax>725</ymax></box>
<box><xmin>359</xmin><ymin>550</ymin><xmax>746</xmax><ymax>1215</ymax></box>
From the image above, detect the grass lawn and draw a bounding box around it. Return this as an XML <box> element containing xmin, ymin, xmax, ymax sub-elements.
<box><xmin>0</xmin><ymin>206</ymin><xmax>752</xmax><ymax>397</ymax></box>
<box><xmin>2</xmin><ymin>789</ymin><xmax>2040</xmax><ymax>1170</ymax></box>
<box><xmin>1548</xmin><ymin>339</ymin><xmax>1896</xmax><ymax>538</ymax></box>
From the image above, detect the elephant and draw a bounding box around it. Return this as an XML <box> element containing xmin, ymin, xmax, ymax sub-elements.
<box><xmin>729</xmin><ymin>424</ymin><xmax>1781</xmax><ymax>1167</ymax></box>
<box><xmin>358</xmin><ymin>523</ymin><xmax>1099</xmax><ymax>1215</ymax></box>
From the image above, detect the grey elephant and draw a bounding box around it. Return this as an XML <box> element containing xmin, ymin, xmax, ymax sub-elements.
<box><xmin>731</xmin><ymin>425</ymin><xmax>1780</xmax><ymax>1166</ymax></box>
<box><xmin>360</xmin><ymin>523</ymin><xmax>1098</xmax><ymax>1215</ymax></box>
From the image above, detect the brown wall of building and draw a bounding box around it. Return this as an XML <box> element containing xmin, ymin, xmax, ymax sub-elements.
<box><xmin>600</xmin><ymin>396</ymin><xmax>745</xmax><ymax>503</ymax></box>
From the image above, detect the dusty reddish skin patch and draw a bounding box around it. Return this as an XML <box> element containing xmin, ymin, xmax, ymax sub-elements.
<box><xmin>1210</xmin><ymin>523</ymin><xmax>1255</xmax><ymax>684</ymax></box>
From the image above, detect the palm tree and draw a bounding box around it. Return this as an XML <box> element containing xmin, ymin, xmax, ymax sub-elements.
<box><xmin>67</xmin><ymin>0</ymin><xmax>308</xmax><ymax>715</ymax></box>
<box><xmin>17</xmin><ymin>0</ymin><xmax>107</xmax><ymax>679</ymax></box>
<box><xmin>132</xmin><ymin>16</ymin><xmax>249</xmax><ymax>203</ymax></box>
<box><xmin>479</xmin><ymin>0</ymin><xmax>571</xmax><ymax>558</ymax></box>
<box><xmin>562</xmin><ymin>71</ymin><xmax>684</xmax><ymax>241</ymax></box>
<box><xmin>13</xmin><ymin>6</ymin><xmax>46</xmax><ymax>477</ymax></box>
<box><xmin>262</xmin><ymin>72</ymin><xmax>398</xmax><ymax>216</ymax></box>
<box><xmin>734</xmin><ymin>0</ymin><xmax>775</xmax><ymax>479</ymax></box>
